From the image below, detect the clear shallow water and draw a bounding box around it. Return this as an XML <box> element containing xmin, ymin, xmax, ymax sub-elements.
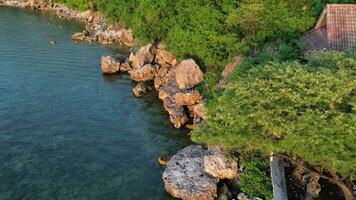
<box><xmin>0</xmin><ymin>7</ymin><xmax>189</xmax><ymax>200</ymax></box>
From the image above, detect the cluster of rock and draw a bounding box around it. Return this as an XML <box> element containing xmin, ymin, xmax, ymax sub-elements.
<box><xmin>162</xmin><ymin>145</ymin><xmax>238</xmax><ymax>200</ymax></box>
<box><xmin>101</xmin><ymin>43</ymin><xmax>206</xmax><ymax>128</ymax></box>
<box><xmin>0</xmin><ymin>0</ymin><xmax>134</xmax><ymax>46</ymax></box>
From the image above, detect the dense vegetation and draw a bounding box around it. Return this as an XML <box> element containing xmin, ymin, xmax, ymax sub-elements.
<box><xmin>239</xmin><ymin>155</ymin><xmax>273</xmax><ymax>199</ymax></box>
<box><xmin>54</xmin><ymin>0</ymin><xmax>354</xmax><ymax>70</ymax></box>
<box><xmin>192</xmin><ymin>51</ymin><xmax>356</xmax><ymax>179</ymax></box>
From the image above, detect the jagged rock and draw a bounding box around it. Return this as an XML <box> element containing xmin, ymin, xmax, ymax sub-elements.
<box><xmin>188</xmin><ymin>103</ymin><xmax>207</xmax><ymax>122</ymax></box>
<box><xmin>130</xmin><ymin>43</ymin><xmax>156</xmax><ymax>68</ymax></box>
<box><xmin>174</xmin><ymin>91</ymin><xmax>203</xmax><ymax>106</ymax></box>
<box><xmin>128</xmin><ymin>64</ymin><xmax>157</xmax><ymax>82</ymax></box>
<box><xmin>132</xmin><ymin>82</ymin><xmax>150</xmax><ymax>98</ymax></box>
<box><xmin>163</xmin><ymin>145</ymin><xmax>218</xmax><ymax>200</ymax></box>
<box><xmin>161</xmin><ymin>94</ymin><xmax>188</xmax><ymax>129</ymax></box>
<box><xmin>155</xmin><ymin>44</ymin><xmax>177</xmax><ymax>68</ymax></box>
<box><xmin>204</xmin><ymin>146</ymin><xmax>238</xmax><ymax>180</ymax></box>
<box><xmin>71</xmin><ymin>32</ymin><xmax>86</xmax><ymax>41</ymax></box>
<box><xmin>174</xmin><ymin>59</ymin><xmax>203</xmax><ymax>90</ymax></box>
<box><xmin>222</xmin><ymin>56</ymin><xmax>241</xmax><ymax>79</ymax></box>
<box><xmin>120</xmin><ymin>61</ymin><xmax>131</xmax><ymax>72</ymax></box>
<box><xmin>154</xmin><ymin>66</ymin><xmax>170</xmax><ymax>90</ymax></box>
<box><xmin>101</xmin><ymin>56</ymin><xmax>120</xmax><ymax>74</ymax></box>
<box><xmin>120</xmin><ymin>28</ymin><xmax>134</xmax><ymax>46</ymax></box>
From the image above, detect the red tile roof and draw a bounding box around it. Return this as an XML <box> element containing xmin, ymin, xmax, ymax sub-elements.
<box><xmin>325</xmin><ymin>4</ymin><xmax>356</xmax><ymax>50</ymax></box>
<box><xmin>305</xmin><ymin>4</ymin><xmax>356</xmax><ymax>51</ymax></box>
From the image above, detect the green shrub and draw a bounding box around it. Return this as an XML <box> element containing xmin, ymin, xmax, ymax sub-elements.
<box><xmin>192</xmin><ymin>52</ymin><xmax>356</xmax><ymax>179</ymax></box>
<box><xmin>239</xmin><ymin>155</ymin><xmax>273</xmax><ymax>200</ymax></box>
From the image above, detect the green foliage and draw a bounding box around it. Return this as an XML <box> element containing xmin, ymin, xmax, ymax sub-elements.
<box><xmin>192</xmin><ymin>52</ymin><xmax>356</xmax><ymax>179</ymax></box>
<box><xmin>52</xmin><ymin>0</ymin><xmax>353</xmax><ymax>70</ymax></box>
<box><xmin>239</xmin><ymin>155</ymin><xmax>273</xmax><ymax>200</ymax></box>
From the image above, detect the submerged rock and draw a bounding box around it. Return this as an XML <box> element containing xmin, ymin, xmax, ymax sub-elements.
<box><xmin>204</xmin><ymin>146</ymin><xmax>238</xmax><ymax>180</ymax></box>
<box><xmin>132</xmin><ymin>82</ymin><xmax>150</xmax><ymax>98</ymax></box>
<box><xmin>158</xmin><ymin>153</ymin><xmax>172</xmax><ymax>167</ymax></box>
<box><xmin>163</xmin><ymin>145</ymin><xmax>218</xmax><ymax>200</ymax></box>
<box><xmin>71</xmin><ymin>32</ymin><xmax>86</xmax><ymax>41</ymax></box>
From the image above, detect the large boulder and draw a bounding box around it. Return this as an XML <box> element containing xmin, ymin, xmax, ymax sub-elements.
<box><xmin>174</xmin><ymin>59</ymin><xmax>203</xmax><ymax>90</ymax></box>
<box><xmin>204</xmin><ymin>146</ymin><xmax>238</xmax><ymax>180</ymax></box>
<box><xmin>163</xmin><ymin>145</ymin><xmax>218</xmax><ymax>200</ymax></box>
<box><xmin>128</xmin><ymin>64</ymin><xmax>157</xmax><ymax>82</ymax></box>
<box><xmin>101</xmin><ymin>56</ymin><xmax>120</xmax><ymax>74</ymax></box>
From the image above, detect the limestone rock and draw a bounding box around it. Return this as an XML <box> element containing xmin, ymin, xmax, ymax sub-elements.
<box><xmin>204</xmin><ymin>146</ymin><xmax>238</xmax><ymax>180</ymax></box>
<box><xmin>174</xmin><ymin>59</ymin><xmax>203</xmax><ymax>90</ymax></box>
<box><xmin>120</xmin><ymin>28</ymin><xmax>134</xmax><ymax>46</ymax></box>
<box><xmin>132</xmin><ymin>82</ymin><xmax>150</xmax><ymax>98</ymax></box>
<box><xmin>130</xmin><ymin>43</ymin><xmax>156</xmax><ymax>68</ymax></box>
<box><xmin>101</xmin><ymin>56</ymin><xmax>120</xmax><ymax>74</ymax></box>
<box><xmin>161</xmin><ymin>94</ymin><xmax>188</xmax><ymax>129</ymax></box>
<box><xmin>128</xmin><ymin>64</ymin><xmax>157</xmax><ymax>82</ymax></box>
<box><xmin>154</xmin><ymin>66</ymin><xmax>170</xmax><ymax>90</ymax></box>
<box><xmin>163</xmin><ymin>145</ymin><xmax>218</xmax><ymax>200</ymax></box>
<box><xmin>120</xmin><ymin>61</ymin><xmax>131</xmax><ymax>72</ymax></box>
<box><xmin>155</xmin><ymin>44</ymin><xmax>177</xmax><ymax>68</ymax></box>
<box><xmin>174</xmin><ymin>91</ymin><xmax>203</xmax><ymax>106</ymax></box>
<box><xmin>188</xmin><ymin>103</ymin><xmax>207</xmax><ymax>122</ymax></box>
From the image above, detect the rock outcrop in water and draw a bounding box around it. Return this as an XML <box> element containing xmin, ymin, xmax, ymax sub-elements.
<box><xmin>0</xmin><ymin>0</ymin><xmax>134</xmax><ymax>46</ymax></box>
<box><xmin>101</xmin><ymin>43</ymin><xmax>205</xmax><ymax>128</ymax></box>
<box><xmin>163</xmin><ymin>145</ymin><xmax>238</xmax><ymax>200</ymax></box>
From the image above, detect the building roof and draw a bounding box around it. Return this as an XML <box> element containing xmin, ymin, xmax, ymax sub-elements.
<box><xmin>304</xmin><ymin>4</ymin><xmax>356</xmax><ymax>51</ymax></box>
<box><xmin>315</xmin><ymin>4</ymin><xmax>356</xmax><ymax>50</ymax></box>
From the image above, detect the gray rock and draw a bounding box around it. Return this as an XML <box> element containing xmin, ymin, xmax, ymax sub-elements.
<box><xmin>163</xmin><ymin>145</ymin><xmax>218</xmax><ymax>200</ymax></box>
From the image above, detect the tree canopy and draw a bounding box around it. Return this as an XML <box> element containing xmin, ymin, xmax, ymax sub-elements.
<box><xmin>192</xmin><ymin>52</ymin><xmax>356</xmax><ymax>179</ymax></box>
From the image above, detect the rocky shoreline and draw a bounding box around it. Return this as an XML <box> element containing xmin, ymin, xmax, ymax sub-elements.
<box><xmin>101</xmin><ymin>43</ymin><xmax>206</xmax><ymax>128</ymax></box>
<box><xmin>0</xmin><ymin>1</ymin><xmax>240</xmax><ymax>199</ymax></box>
<box><xmin>0</xmin><ymin>0</ymin><xmax>205</xmax><ymax>129</ymax></box>
<box><xmin>0</xmin><ymin>0</ymin><xmax>134</xmax><ymax>46</ymax></box>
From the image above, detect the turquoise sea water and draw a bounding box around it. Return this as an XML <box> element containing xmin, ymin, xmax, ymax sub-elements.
<box><xmin>0</xmin><ymin>6</ymin><xmax>189</xmax><ymax>200</ymax></box>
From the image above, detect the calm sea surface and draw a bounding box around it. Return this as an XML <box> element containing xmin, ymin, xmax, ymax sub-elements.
<box><xmin>0</xmin><ymin>6</ymin><xmax>189</xmax><ymax>200</ymax></box>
